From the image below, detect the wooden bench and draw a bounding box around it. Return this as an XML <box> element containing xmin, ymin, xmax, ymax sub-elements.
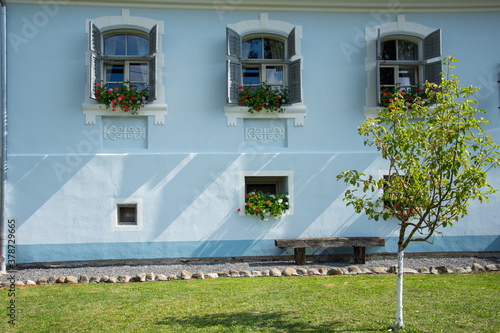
<box><xmin>274</xmin><ymin>237</ymin><xmax>386</xmax><ymax>265</ymax></box>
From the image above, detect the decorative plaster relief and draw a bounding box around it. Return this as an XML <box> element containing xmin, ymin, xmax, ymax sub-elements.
<box><xmin>102</xmin><ymin>117</ymin><xmax>148</xmax><ymax>149</ymax></box>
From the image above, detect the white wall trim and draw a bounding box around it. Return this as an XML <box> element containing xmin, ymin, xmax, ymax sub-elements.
<box><xmin>364</xmin><ymin>15</ymin><xmax>439</xmax><ymax>117</ymax></box>
<box><xmin>225</xmin><ymin>105</ymin><xmax>306</xmax><ymax>127</ymax></box>
<box><xmin>8</xmin><ymin>0</ymin><xmax>500</xmax><ymax>13</ymax></box>
<box><xmin>83</xmin><ymin>9</ymin><xmax>166</xmax><ymax>124</ymax></box>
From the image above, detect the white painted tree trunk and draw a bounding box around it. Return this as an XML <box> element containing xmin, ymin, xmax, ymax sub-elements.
<box><xmin>396</xmin><ymin>248</ymin><xmax>404</xmax><ymax>329</ymax></box>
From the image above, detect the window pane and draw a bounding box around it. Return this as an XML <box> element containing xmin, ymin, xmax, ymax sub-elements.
<box><xmin>130</xmin><ymin>63</ymin><xmax>148</xmax><ymax>82</ymax></box>
<box><xmin>246</xmin><ymin>184</ymin><xmax>277</xmax><ymax>195</ymax></box>
<box><xmin>381</xmin><ymin>40</ymin><xmax>396</xmax><ymax>60</ymax></box>
<box><xmin>398</xmin><ymin>40</ymin><xmax>418</xmax><ymax>60</ymax></box>
<box><xmin>106</xmin><ymin>64</ymin><xmax>124</xmax><ymax>82</ymax></box>
<box><xmin>266</xmin><ymin>66</ymin><xmax>283</xmax><ymax>85</ymax></box>
<box><xmin>398</xmin><ymin>67</ymin><xmax>417</xmax><ymax>86</ymax></box>
<box><xmin>242</xmin><ymin>38</ymin><xmax>262</xmax><ymax>59</ymax></box>
<box><xmin>127</xmin><ymin>35</ymin><xmax>149</xmax><ymax>56</ymax></box>
<box><xmin>118</xmin><ymin>205</ymin><xmax>137</xmax><ymax>225</ymax></box>
<box><xmin>243</xmin><ymin>67</ymin><xmax>260</xmax><ymax>85</ymax></box>
<box><xmin>104</xmin><ymin>35</ymin><xmax>126</xmax><ymax>56</ymax></box>
<box><xmin>380</xmin><ymin>67</ymin><xmax>395</xmax><ymax>85</ymax></box>
<box><xmin>264</xmin><ymin>39</ymin><xmax>284</xmax><ymax>59</ymax></box>
<box><xmin>130</xmin><ymin>83</ymin><xmax>148</xmax><ymax>91</ymax></box>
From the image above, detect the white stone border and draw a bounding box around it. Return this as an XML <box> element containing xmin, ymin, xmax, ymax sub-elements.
<box><xmin>110</xmin><ymin>198</ymin><xmax>143</xmax><ymax>232</ymax></box>
<box><xmin>82</xmin><ymin>9</ymin><xmax>167</xmax><ymax>125</ymax></box>
<box><xmin>364</xmin><ymin>15</ymin><xmax>437</xmax><ymax>117</ymax></box>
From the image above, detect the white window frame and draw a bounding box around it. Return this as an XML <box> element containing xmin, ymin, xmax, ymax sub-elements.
<box><xmin>111</xmin><ymin>198</ymin><xmax>143</xmax><ymax>231</ymax></box>
<box><xmin>82</xmin><ymin>9</ymin><xmax>167</xmax><ymax>125</ymax></box>
<box><xmin>239</xmin><ymin>171</ymin><xmax>294</xmax><ymax>216</ymax></box>
<box><xmin>364</xmin><ymin>15</ymin><xmax>441</xmax><ymax>118</ymax></box>
<box><xmin>225</xmin><ymin>13</ymin><xmax>306</xmax><ymax>127</ymax></box>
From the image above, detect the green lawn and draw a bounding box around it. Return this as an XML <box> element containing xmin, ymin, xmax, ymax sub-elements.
<box><xmin>1</xmin><ymin>272</ymin><xmax>499</xmax><ymax>332</ymax></box>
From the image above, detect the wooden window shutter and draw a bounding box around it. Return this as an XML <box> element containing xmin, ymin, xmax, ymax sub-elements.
<box><xmin>376</xmin><ymin>29</ymin><xmax>381</xmax><ymax>60</ymax></box>
<box><xmin>424</xmin><ymin>61</ymin><xmax>442</xmax><ymax>85</ymax></box>
<box><xmin>424</xmin><ymin>29</ymin><xmax>442</xmax><ymax>85</ymax></box>
<box><xmin>227</xmin><ymin>59</ymin><xmax>242</xmax><ymax>104</ymax></box>
<box><xmin>147</xmin><ymin>24</ymin><xmax>158</xmax><ymax>102</ymax></box>
<box><xmin>89</xmin><ymin>53</ymin><xmax>102</xmax><ymax>100</ymax></box>
<box><xmin>423</xmin><ymin>29</ymin><xmax>441</xmax><ymax>60</ymax></box>
<box><xmin>287</xmin><ymin>27</ymin><xmax>296</xmax><ymax>59</ymax></box>
<box><xmin>376</xmin><ymin>61</ymin><xmax>381</xmax><ymax>105</ymax></box>
<box><xmin>226</xmin><ymin>27</ymin><xmax>241</xmax><ymax>58</ymax></box>
<box><xmin>287</xmin><ymin>59</ymin><xmax>301</xmax><ymax>104</ymax></box>
<box><xmin>376</xmin><ymin>29</ymin><xmax>382</xmax><ymax>105</ymax></box>
<box><xmin>148</xmin><ymin>57</ymin><xmax>157</xmax><ymax>102</ymax></box>
<box><xmin>149</xmin><ymin>24</ymin><xmax>158</xmax><ymax>55</ymax></box>
<box><xmin>89</xmin><ymin>21</ymin><xmax>101</xmax><ymax>54</ymax></box>
<box><xmin>89</xmin><ymin>21</ymin><xmax>102</xmax><ymax>100</ymax></box>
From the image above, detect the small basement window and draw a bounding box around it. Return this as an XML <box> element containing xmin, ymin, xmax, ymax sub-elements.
<box><xmin>117</xmin><ymin>204</ymin><xmax>137</xmax><ymax>225</ymax></box>
<box><xmin>240</xmin><ymin>171</ymin><xmax>294</xmax><ymax>216</ymax></box>
<box><xmin>245</xmin><ymin>176</ymin><xmax>288</xmax><ymax>195</ymax></box>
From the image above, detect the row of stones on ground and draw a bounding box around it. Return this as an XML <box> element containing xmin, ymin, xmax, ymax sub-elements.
<box><xmin>2</xmin><ymin>263</ymin><xmax>499</xmax><ymax>288</ymax></box>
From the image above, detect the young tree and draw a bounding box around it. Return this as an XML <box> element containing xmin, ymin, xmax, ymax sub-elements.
<box><xmin>337</xmin><ymin>57</ymin><xmax>499</xmax><ymax>330</ymax></box>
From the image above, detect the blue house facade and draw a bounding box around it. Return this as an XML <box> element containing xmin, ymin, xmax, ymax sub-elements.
<box><xmin>2</xmin><ymin>0</ymin><xmax>500</xmax><ymax>266</ymax></box>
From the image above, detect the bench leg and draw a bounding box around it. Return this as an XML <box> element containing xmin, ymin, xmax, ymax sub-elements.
<box><xmin>294</xmin><ymin>248</ymin><xmax>306</xmax><ymax>265</ymax></box>
<box><xmin>353</xmin><ymin>246</ymin><xmax>366</xmax><ymax>264</ymax></box>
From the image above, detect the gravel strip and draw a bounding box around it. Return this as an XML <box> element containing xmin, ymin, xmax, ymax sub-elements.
<box><xmin>2</xmin><ymin>256</ymin><xmax>499</xmax><ymax>283</ymax></box>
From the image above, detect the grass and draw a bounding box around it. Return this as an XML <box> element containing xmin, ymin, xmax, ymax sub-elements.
<box><xmin>1</xmin><ymin>272</ymin><xmax>499</xmax><ymax>332</ymax></box>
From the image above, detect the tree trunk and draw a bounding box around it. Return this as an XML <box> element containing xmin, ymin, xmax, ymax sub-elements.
<box><xmin>395</xmin><ymin>248</ymin><xmax>404</xmax><ymax>329</ymax></box>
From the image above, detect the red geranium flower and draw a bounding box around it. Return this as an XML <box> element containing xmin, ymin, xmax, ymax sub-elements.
<box><xmin>238</xmin><ymin>86</ymin><xmax>243</xmax><ymax>89</ymax></box>
<box><xmin>95</xmin><ymin>83</ymin><xmax>100</xmax><ymax>87</ymax></box>
<box><xmin>130</xmin><ymin>96</ymin><xmax>135</xmax><ymax>100</ymax></box>
<box><xmin>265</xmin><ymin>201</ymin><xmax>270</xmax><ymax>205</ymax></box>
<box><xmin>255</xmin><ymin>208</ymin><xmax>259</xmax><ymax>212</ymax></box>
<box><xmin>250</xmin><ymin>87</ymin><xmax>254</xmax><ymax>90</ymax></box>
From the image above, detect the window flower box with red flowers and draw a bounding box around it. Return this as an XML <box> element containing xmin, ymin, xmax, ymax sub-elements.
<box><xmin>380</xmin><ymin>84</ymin><xmax>426</xmax><ymax>108</ymax></box>
<box><xmin>94</xmin><ymin>81</ymin><xmax>149</xmax><ymax>115</ymax></box>
<box><xmin>237</xmin><ymin>82</ymin><xmax>288</xmax><ymax>113</ymax></box>
<box><xmin>239</xmin><ymin>190</ymin><xmax>289</xmax><ymax>220</ymax></box>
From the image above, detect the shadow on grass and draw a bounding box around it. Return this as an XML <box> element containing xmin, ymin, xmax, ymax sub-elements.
<box><xmin>156</xmin><ymin>311</ymin><xmax>387</xmax><ymax>332</ymax></box>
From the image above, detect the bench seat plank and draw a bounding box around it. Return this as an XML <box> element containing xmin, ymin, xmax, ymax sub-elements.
<box><xmin>275</xmin><ymin>237</ymin><xmax>385</xmax><ymax>249</ymax></box>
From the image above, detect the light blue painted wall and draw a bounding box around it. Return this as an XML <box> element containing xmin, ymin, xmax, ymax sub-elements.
<box><xmin>5</xmin><ymin>4</ymin><xmax>500</xmax><ymax>263</ymax></box>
